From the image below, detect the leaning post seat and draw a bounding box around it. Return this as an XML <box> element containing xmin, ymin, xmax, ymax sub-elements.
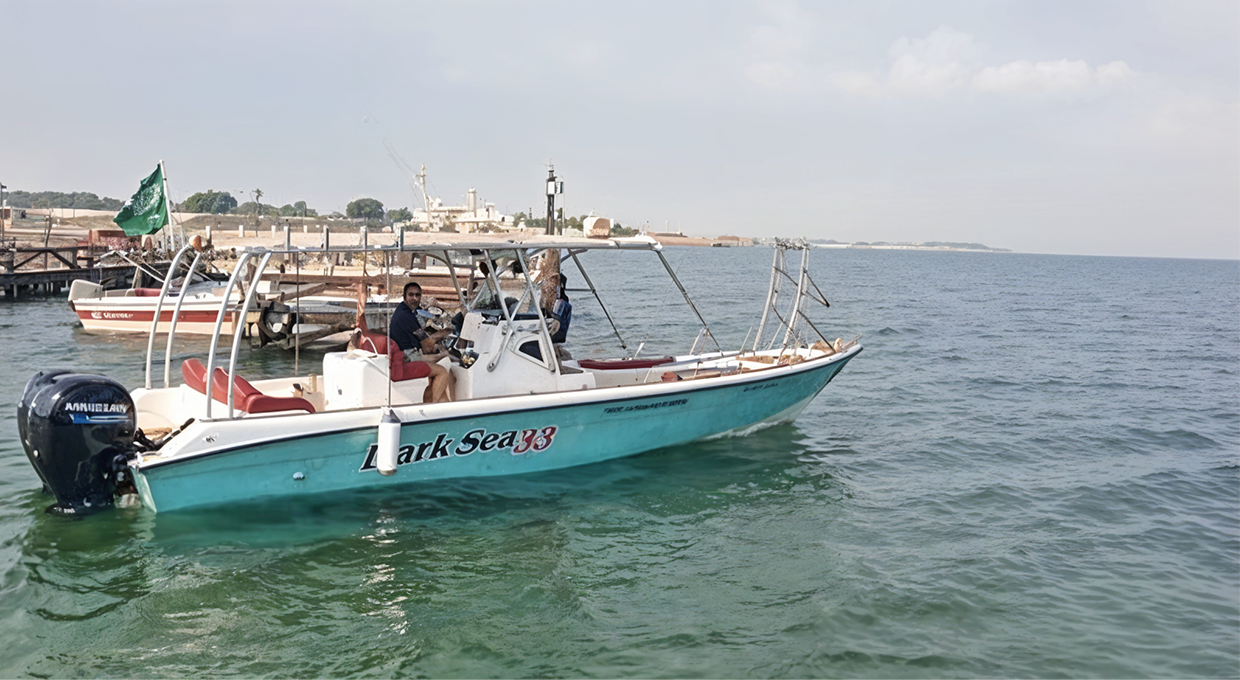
<box><xmin>358</xmin><ymin>332</ymin><xmax>432</xmax><ymax>382</ymax></box>
<box><xmin>181</xmin><ymin>358</ymin><xmax>315</xmax><ymax>414</ymax></box>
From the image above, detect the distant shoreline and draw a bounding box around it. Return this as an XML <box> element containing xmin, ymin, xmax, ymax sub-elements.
<box><xmin>3</xmin><ymin>209</ymin><xmax>1010</xmax><ymax>253</ymax></box>
<box><xmin>810</xmin><ymin>243</ymin><xmax>1011</xmax><ymax>253</ymax></box>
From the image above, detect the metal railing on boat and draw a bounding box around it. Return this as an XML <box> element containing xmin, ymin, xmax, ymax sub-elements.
<box><xmin>142</xmin><ymin>237</ymin><xmax>737</xmax><ymax>421</ymax></box>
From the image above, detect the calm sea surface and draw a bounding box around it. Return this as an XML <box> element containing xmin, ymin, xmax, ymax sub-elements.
<box><xmin>0</xmin><ymin>248</ymin><xmax>1236</xmax><ymax>678</ymax></box>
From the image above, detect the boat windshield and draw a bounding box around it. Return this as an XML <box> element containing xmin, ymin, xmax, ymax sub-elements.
<box><xmin>464</xmin><ymin>250</ymin><xmax>527</xmax><ymax>314</ymax></box>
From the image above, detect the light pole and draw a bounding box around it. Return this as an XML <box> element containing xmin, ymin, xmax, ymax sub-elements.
<box><xmin>0</xmin><ymin>183</ymin><xmax>7</xmax><ymax>237</ymax></box>
<box><xmin>545</xmin><ymin>166</ymin><xmax>563</xmax><ymax>236</ymax></box>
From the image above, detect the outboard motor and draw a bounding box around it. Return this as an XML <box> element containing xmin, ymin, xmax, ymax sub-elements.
<box><xmin>17</xmin><ymin>371</ymin><xmax>138</xmax><ymax>516</ymax></box>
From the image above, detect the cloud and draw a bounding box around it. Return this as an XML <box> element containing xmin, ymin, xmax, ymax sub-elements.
<box><xmin>744</xmin><ymin>61</ymin><xmax>801</xmax><ymax>90</ymax></box>
<box><xmin>741</xmin><ymin>1</ymin><xmax>815</xmax><ymax>90</ymax></box>
<box><xmin>744</xmin><ymin>23</ymin><xmax>1146</xmax><ymax>100</ymax></box>
<box><xmin>885</xmin><ymin>28</ymin><xmax>975</xmax><ymax>96</ymax></box>
<box><xmin>828</xmin><ymin>71</ymin><xmax>884</xmax><ymax>98</ymax></box>
<box><xmin>1095</xmin><ymin>61</ymin><xmax>1139</xmax><ymax>90</ymax></box>
<box><xmin>972</xmin><ymin>59</ymin><xmax>1138</xmax><ymax>95</ymax></box>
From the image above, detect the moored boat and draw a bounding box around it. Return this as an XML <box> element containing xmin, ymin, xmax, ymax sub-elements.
<box><xmin>67</xmin><ymin>276</ymin><xmax>393</xmax><ymax>339</ymax></box>
<box><xmin>18</xmin><ymin>236</ymin><xmax>860</xmax><ymax>514</ymax></box>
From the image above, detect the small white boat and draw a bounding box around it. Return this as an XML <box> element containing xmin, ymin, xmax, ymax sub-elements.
<box><xmin>19</xmin><ymin>236</ymin><xmax>860</xmax><ymax>514</ymax></box>
<box><xmin>68</xmin><ymin>277</ymin><xmax>395</xmax><ymax>337</ymax></box>
<box><xmin>70</xmin><ymin>277</ymin><xmax>252</xmax><ymax>336</ymax></box>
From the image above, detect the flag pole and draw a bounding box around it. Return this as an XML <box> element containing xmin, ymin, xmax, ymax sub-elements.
<box><xmin>159</xmin><ymin>159</ymin><xmax>177</xmax><ymax>251</ymax></box>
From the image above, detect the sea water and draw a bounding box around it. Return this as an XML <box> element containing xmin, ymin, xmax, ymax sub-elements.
<box><xmin>0</xmin><ymin>248</ymin><xmax>1235</xmax><ymax>678</ymax></box>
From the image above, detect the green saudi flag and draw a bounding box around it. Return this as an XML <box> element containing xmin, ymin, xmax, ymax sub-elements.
<box><xmin>113</xmin><ymin>164</ymin><xmax>168</xmax><ymax>236</ymax></box>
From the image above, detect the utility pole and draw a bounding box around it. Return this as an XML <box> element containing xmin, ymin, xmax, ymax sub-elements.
<box><xmin>0</xmin><ymin>183</ymin><xmax>6</xmax><ymax>238</ymax></box>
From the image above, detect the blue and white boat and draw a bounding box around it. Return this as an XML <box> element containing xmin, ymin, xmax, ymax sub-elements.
<box><xmin>18</xmin><ymin>236</ymin><xmax>860</xmax><ymax>514</ymax></box>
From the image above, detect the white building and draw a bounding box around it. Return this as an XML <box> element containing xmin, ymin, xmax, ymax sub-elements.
<box><xmin>583</xmin><ymin>214</ymin><xmax>612</xmax><ymax>238</ymax></box>
<box><xmin>410</xmin><ymin>167</ymin><xmax>514</xmax><ymax>234</ymax></box>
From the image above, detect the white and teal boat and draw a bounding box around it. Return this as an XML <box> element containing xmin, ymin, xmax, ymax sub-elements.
<box><xmin>18</xmin><ymin>236</ymin><xmax>860</xmax><ymax>514</ymax></box>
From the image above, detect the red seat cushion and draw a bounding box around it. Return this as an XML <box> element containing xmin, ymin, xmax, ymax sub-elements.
<box><xmin>181</xmin><ymin>358</ymin><xmax>314</xmax><ymax>413</ymax></box>
<box><xmin>212</xmin><ymin>369</ymin><xmax>314</xmax><ymax>413</ymax></box>
<box><xmin>361</xmin><ymin>331</ymin><xmax>432</xmax><ymax>382</ymax></box>
<box><xmin>390</xmin><ymin>354</ymin><xmax>432</xmax><ymax>381</ymax></box>
<box><xmin>211</xmin><ymin>367</ymin><xmax>261</xmax><ymax>404</ymax></box>
<box><xmin>359</xmin><ymin>332</ymin><xmax>389</xmax><ymax>354</ymax></box>
<box><xmin>132</xmin><ymin>287</ymin><xmax>163</xmax><ymax>297</ymax></box>
<box><xmin>578</xmin><ymin>356</ymin><xmax>675</xmax><ymax>370</ymax></box>
<box><xmin>181</xmin><ymin>358</ymin><xmax>207</xmax><ymax>393</ymax></box>
<box><xmin>241</xmin><ymin>394</ymin><xmax>317</xmax><ymax>414</ymax></box>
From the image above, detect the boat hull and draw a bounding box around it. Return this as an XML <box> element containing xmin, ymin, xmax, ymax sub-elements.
<box><xmin>72</xmin><ymin>301</ymin><xmax>243</xmax><ymax>335</ymax></box>
<box><xmin>70</xmin><ymin>296</ymin><xmax>381</xmax><ymax>336</ymax></box>
<box><xmin>132</xmin><ymin>350</ymin><xmax>857</xmax><ymax>513</ymax></box>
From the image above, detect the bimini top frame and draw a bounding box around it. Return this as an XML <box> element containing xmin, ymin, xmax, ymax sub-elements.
<box><xmin>141</xmin><ymin>235</ymin><xmax>723</xmax><ymax>420</ymax></box>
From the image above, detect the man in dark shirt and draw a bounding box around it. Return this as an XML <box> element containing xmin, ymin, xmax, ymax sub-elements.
<box><xmin>547</xmin><ymin>273</ymin><xmax>571</xmax><ymax>344</ymax></box>
<box><xmin>389</xmin><ymin>281</ymin><xmax>455</xmax><ymax>402</ymax></box>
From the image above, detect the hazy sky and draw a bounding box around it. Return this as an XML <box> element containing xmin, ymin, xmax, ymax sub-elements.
<box><xmin>1</xmin><ymin>0</ymin><xmax>1236</xmax><ymax>258</ymax></box>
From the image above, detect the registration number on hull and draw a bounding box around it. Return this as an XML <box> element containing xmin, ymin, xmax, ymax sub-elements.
<box><xmin>359</xmin><ymin>425</ymin><xmax>559</xmax><ymax>472</ymax></box>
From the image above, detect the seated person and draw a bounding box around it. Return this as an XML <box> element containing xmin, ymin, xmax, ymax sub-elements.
<box><xmin>520</xmin><ymin>274</ymin><xmax>574</xmax><ymax>363</ymax></box>
<box><xmin>547</xmin><ymin>273</ymin><xmax>572</xmax><ymax>344</ymax></box>
<box><xmin>547</xmin><ymin>273</ymin><xmax>572</xmax><ymax>359</ymax></box>
<box><xmin>388</xmin><ymin>281</ymin><xmax>456</xmax><ymax>403</ymax></box>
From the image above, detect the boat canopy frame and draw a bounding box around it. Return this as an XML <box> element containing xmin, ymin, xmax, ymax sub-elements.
<box><xmin>139</xmin><ymin>236</ymin><xmax>730</xmax><ymax>421</ymax></box>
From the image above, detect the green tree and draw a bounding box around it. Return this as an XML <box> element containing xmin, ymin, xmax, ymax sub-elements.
<box><xmin>7</xmin><ymin>190</ymin><xmax>123</xmax><ymax>210</ymax></box>
<box><xmin>388</xmin><ymin>207</ymin><xmax>413</xmax><ymax>222</ymax></box>
<box><xmin>514</xmin><ymin>210</ymin><xmax>553</xmax><ymax>231</ymax></box>
<box><xmin>234</xmin><ymin>201</ymin><xmax>277</xmax><ymax>216</ymax></box>
<box><xmin>182</xmin><ymin>190</ymin><xmax>237</xmax><ymax>214</ymax></box>
<box><xmin>276</xmin><ymin>201</ymin><xmax>318</xmax><ymax>217</ymax></box>
<box><xmin>346</xmin><ymin>197</ymin><xmax>384</xmax><ymax>220</ymax></box>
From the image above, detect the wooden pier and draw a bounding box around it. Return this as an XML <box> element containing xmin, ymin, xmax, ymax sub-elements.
<box><xmin>257</xmin><ymin>269</ymin><xmax>469</xmax><ymax>304</ymax></box>
<box><xmin>0</xmin><ymin>244</ymin><xmax>146</xmax><ymax>300</ymax></box>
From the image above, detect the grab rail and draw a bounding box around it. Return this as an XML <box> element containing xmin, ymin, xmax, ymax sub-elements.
<box><xmin>205</xmin><ymin>250</ymin><xmax>257</xmax><ymax>419</ymax></box>
<box><xmin>753</xmin><ymin>246</ymin><xmax>781</xmax><ymax>352</ymax></box>
<box><xmin>225</xmin><ymin>251</ymin><xmax>274</xmax><ymax>417</ymax></box>
<box><xmin>144</xmin><ymin>245</ymin><xmax>194</xmax><ymax>389</ymax></box>
<box><xmin>161</xmin><ymin>249</ymin><xmax>206</xmax><ymax>388</ymax></box>
<box><xmin>780</xmin><ymin>246</ymin><xmax>809</xmax><ymax>351</ymax></box>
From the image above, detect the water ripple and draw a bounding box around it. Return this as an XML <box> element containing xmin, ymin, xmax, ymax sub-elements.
<box><xmin>1</xmin><ymin>250</ymin><xmax>1237</xmax><ymax>677</ymax></box>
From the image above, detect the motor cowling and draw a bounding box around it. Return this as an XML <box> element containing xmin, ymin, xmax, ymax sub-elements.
<box><xmin>18</xmin><ymin>371</ymin><xmax>137</xmax><ymax>516</ymax></box>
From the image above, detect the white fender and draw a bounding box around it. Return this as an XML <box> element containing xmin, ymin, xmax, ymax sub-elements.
<box><xmin>377</xmin><ymin>408</ymin><xmax>401</xmax><ymax>476</ymax></box>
